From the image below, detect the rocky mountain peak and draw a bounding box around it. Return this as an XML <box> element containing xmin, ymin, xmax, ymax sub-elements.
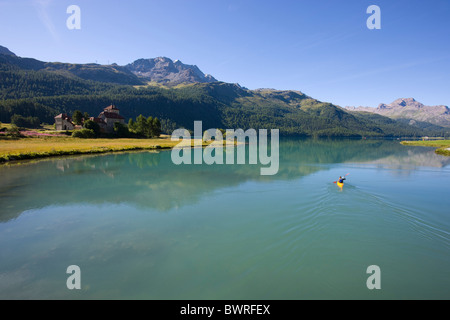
<box><xmin>391</xmin><ymin>98</ymin><xmax>420</xmax><ymax>108</ymax></box>
<box><xmin>347</xmin><ymin>98</ymin><xmax>450</xmax><ymax>128</ymax></box>
<box><xmin>125</xmin><ymin>57</ymin><xmax>217</xmax><ymax>85</ymax></box>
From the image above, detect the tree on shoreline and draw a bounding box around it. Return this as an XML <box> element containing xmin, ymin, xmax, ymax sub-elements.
<box><xmin>128</xmin><ymin>114</ymin><xmax>161</xmax><ymax>138</ymax></box>
<box><xmin>72</xmin><ymin>110</ymin><xmax>83</xmax><ymax>125</ymax></box>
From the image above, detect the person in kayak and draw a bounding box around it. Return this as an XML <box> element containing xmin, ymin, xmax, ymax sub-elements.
<box><xmin>338</xmin><ymin>176</ymin><xmax>346</xmax><ymax>184</ymax></box>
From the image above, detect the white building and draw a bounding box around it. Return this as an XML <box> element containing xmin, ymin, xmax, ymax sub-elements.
<box><xmin>54</xmin><ymin>114</ymin><xmax>75</xmax><ymax>131</ymax></box>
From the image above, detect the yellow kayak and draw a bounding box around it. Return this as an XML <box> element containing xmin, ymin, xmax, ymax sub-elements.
<box><xmin>337</xmin><ymin>181</ymin><xmax>344</xmax><ymax>188</ymax></box>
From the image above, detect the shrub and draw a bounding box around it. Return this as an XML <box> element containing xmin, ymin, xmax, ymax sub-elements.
<box><xmin>6</xmin><ymin>124</ymin><xmax>22</xmax><ymax>137</ymax></box>
<box><xmin>10</xmin><ymin>114</ymin><xmax>41</xmax><ymax>128</ymax></box>
<box><xmin>72</xmin><ymin>129</ymin><xmax>96</xmax><ymax>139</ymax></box>
<box><xmin>114</xmin><ymin>122</ymin><xmax>130</xmax><ymax>138</ymax></box>
<box><xmin>83</xmin><ymin>119</ymin><xmax>100</xmax><ymax>136</ymax></box>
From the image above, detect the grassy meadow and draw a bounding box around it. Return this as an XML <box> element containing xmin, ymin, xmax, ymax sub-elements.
<box><xmin>0</xmin><ymin>135</ymin><xmax>208</xmax><ymax>163</ymax></box>
<box><xmin>401</xmin><ymin>140</ymin><xmax>450</xmax><ymax>156</ymax></box>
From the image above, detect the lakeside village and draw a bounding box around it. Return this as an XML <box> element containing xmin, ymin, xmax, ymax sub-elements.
<box><xmin>54</xmin><ymin>105</ymin><xmax>162</xmax><ymax>139</ymax></box>
<box><xmin>55</xmin><ymin>105</ymin><xmax>124</xmax><ymax>132</ymax></box>
<box><xmin>0</xmin><ymin>104</ymin><xmax>162</xmax><ymax>139</ymax></box>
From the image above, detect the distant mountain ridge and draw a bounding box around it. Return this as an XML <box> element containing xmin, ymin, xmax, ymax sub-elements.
<box><xmin>346</xmin><ymin>98</ymin><xmax>450</xmax><ymax>128</ymax></box>
<box><xmin>0</xmin><ymin>51</ymin><xmax>143</xmax><ymax>85</ymax></box>
<box><xmin>0</xmin><ymin>45</ymin><xmax>16</xmax><ymax>56</ymax></box>
<box><xmin>0</xmin><ymin>45</ymin><xmax>217</xmax><ymax>86</ymax></box>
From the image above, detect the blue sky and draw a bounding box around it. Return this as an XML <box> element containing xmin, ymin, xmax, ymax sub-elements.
<box><xmin>1</xmin><ymin>0</ymin><xmax>449</xmax><ymax>107</ymax></box>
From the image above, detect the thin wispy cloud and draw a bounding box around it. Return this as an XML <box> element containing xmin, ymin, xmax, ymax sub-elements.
<box><xmin>303</xmin><ymin>56</ymin><xmax>450</xmax><ymax>89</ymax></box>
<box><xmin>227</xmin><ymin>4</ymin><xmax>240</xmax><ymax>12</ymax></box>
<box><xmin>32</xmin><ymin>0</ymin><xmax>59</xmax><ymax>41</ymax></box>
<box><xmin>292</xmin><ymin>32</ymin><xmax>358</xmax><ymax>53</ymax></box>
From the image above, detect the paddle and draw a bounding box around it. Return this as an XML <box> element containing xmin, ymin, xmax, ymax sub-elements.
<box><xmin>333</xmin><ymin>173</ymin><xmax>350</xmax><ymax>183</ymax></box>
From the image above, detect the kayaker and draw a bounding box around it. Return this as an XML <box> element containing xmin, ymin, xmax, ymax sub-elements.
<box><xmin>338</xmin><ymin>176</ymin><xmax>346</xmax><ymax>184</ymax></box>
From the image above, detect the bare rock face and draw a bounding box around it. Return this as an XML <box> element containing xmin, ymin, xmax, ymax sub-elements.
<box><xmin>346</xmin><ymin>98</ymin><xmax>450</xmax><ymax>127</ymax></box>
<box><xmin>125</xmin><ymin>57</ymin><xmax>217</xmax><ymax>85</ymax></box>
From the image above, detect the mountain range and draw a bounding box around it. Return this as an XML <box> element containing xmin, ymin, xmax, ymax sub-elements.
<box><xmin>0</xmin><ymin>45</ymin><xmax>449</xmax><ymax>137</ymax></box>
<box><xmin>0</xmin><ymin>46</ymin><xmax>215</xmax><ymax>86</ymax></box>
<box><xmin>345</xmin><ymin>98</ymin><xmax>450</xmax><ymax>128</ymax></box>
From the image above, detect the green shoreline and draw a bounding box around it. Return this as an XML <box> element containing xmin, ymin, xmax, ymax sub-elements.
<box><xmin>2</xmin><ymin>137</ymin><xmax>449</xmax><ymax>165</ymax></box>
<box><xmin>0</xmin><ymin>136</ymin><xmax>225</xmax><ymax>164</ymax></box>
<box><xmin>0</xmin><ymin>145</ymin><xmax>171</xmax><ymax>164</ymax></box>
<box><xmin>401</xmin><ymin>140</ymin><xmax>450</xmax><ymax>156</ymax></box>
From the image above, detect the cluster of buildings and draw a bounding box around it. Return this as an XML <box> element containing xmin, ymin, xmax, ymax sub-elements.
<box><xmin>55</xmin><ymin>105</ymin><xmax>125</xmax><ymax>133</ymax></box>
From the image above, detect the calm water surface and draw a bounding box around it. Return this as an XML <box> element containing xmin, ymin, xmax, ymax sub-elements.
<box><xmin>0</xmin><ymin>139</ymin><xmax>449</xmax><ymax>299</ymax></box>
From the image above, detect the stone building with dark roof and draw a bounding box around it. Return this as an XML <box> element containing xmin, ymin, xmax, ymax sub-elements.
<box><xmin>98</xmin><ymin>105</ymin><xmax>125</xmax><ymax>132</ymax></box>
<box><xmin>54</xmin><ymin>114</ymin><xmax>74</xmax><ymax>131</ymax></box>
<box><xmin>89</xmin><ymin>117</ymin><xmax>107</xmax><ymax>132</ymax></box>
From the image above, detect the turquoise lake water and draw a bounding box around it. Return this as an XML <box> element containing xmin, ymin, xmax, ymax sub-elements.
<box><xmin>0</xmin><ymin>139</ymin><xmax>449</xmax><ymax>299</ymax></box>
